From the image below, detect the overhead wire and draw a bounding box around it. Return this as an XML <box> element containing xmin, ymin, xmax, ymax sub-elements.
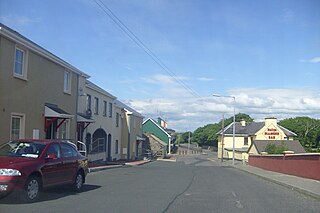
<box><xmin>93</xmin><ymin>0</ymin><xmax>201</xmax><ymax>98</ymax></box>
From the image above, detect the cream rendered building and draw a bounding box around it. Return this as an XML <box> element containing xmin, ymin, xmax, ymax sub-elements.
<box><xmin>218</xmin><ymin>117</ymin><xmax>297</xmax><ymax>161</ymax></box>
<box><xmin>114</xmin><ymin>100</ymin><xmax>144</xmax><ymax>161</ymax></box>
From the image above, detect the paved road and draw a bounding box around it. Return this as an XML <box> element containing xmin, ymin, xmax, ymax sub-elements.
<box><xmin>1</xmin><ymin>154</ymin><xmax>320</xmax><ymax>213</ymax></box>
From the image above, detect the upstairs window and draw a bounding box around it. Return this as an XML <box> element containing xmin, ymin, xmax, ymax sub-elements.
<box><xmin>94</xmin><ymin>97</ymin><xmax>99</xmax><ymax>115</ymax></box>
<box><xmin>14</xmin><ymin>47</ymin><xmax>28</xmax><ymax>79</ymax></box>
<box><xmin>244</xmin><ymin>137</ymin><xmax>248</xmax><ymax>146</ymax></box>
<box><xmin>109</xmin><ymin>102</ymin><xmax>113</xmax><ymax>117</ymax></box>
<box><xmin>116</xmin><ymin>112</ymin><xmax>120</xmax><ymax>127</ymax></box>
<box><xmin>64</xmin><ymin>71</ymin><xmax>71</xmax><ymax>94</ymax></box>
<box><xmin>86</xmin><ymin>95</ymin><xmax>91</xmax><ymax>110</ymax></box>
<box><xmin>103</xmin><ymin>101</ymin><xmax>107</xmax><ymax>117</ymax></box>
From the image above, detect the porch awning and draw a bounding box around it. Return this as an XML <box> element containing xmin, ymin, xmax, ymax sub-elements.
<box><xmin>45</xmin><ymin>104</ymin><xmax>73</xmax><ymax>119</ymax></box>
<box><xmin>136</xmin><ymin>135</ymin><xmax>145</xmax><ymax>141</ymax></box>
<box><xmin>77</xmin><ymin>114</ymin><xmax>95</xmax><ymax>123</ymax></box>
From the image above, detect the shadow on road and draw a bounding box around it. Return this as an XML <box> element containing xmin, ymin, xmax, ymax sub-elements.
<box><xmin>0</xmin><ymin>184</ymin><xmax>101</xmax><ymax>204</ymax></box>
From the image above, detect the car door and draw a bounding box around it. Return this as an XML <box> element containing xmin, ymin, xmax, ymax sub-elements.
<box><xmin>41</xmin><ymin>143</ymin><xmax>64</xmax><ymax>187</ymax></box>
<box><xmin>60</xmin><ymin>143</ymin><xmax>79</xmax><ymax>183</ymax></box>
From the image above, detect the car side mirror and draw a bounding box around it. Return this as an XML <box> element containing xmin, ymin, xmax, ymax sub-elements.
<box><xmin>47</xmin><ymin>153</ymin><xmax>57</xmax><ymax>159</ymax></box>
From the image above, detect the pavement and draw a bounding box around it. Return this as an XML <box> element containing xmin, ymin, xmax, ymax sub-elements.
<box><xmin>222</xmin><ymin>159</ymin><xmax>320</xmax><ymax>200</ymax></box>
<box><xmin>88</xmin><ymin>159</ymin><xmax>152</xmax><ymax>172</ymax></box>
<box><xmin>88</xmin><ymin>154</ymin><xmax>320</xmax><ymax>200</ymax></box>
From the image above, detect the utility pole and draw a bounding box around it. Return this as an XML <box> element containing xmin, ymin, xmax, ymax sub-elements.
<box><xmin>221</xmin><ymin>113</ymin><xmax>224</xmax><ymax>162</ymax></box>
<box><xmin>188</xmin><ymin>131</ymin><xmax>191</xmax><ymax>155</ymax></box>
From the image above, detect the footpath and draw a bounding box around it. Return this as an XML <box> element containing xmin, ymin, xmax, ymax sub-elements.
<box><xmin>88</xmin><ymin>159</ymin><xmax>151</xmax><ymax>172</ymax></box>
<box><xmin>224</xmin><ymin>160</ymin><xmax>320</xmax><ymax>200</ymax></box>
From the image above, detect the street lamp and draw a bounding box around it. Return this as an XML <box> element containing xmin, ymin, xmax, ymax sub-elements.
<box><xmin>212</xmin><ymin>94</ymin><xmax>236</xmax><ymax>165</ymax></box>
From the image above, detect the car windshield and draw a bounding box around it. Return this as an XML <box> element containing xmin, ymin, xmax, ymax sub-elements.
<box><xmin>0</xmin><ymin>141</ymin><xmax>46</xmax><ymax>158</ymax></box>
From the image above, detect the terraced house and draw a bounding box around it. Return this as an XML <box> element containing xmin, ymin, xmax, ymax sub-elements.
<box><xmin>0</xmin><ymin>23</ymin><xmax>143</xmax><ymax>161</ymax></box>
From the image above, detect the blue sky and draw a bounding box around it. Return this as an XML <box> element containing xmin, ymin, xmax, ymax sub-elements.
<box><xmin>1</xmin><ymin>0</ymin><xmax>319</xmax><ymax>131</ymax></box>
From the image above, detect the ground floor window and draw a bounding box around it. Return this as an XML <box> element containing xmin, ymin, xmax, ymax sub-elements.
<box><xmin>10</xmin><ymin>113</ymin><xmax>25</xmax><ymax>140</ymax></box>
<box><xmin>57</xmin><ymin>119</ymin><xmax>70</xmax><ymax>139</ymax></box>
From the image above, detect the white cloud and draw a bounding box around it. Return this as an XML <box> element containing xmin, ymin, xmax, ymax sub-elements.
<box><xmin>0</xmin><ymin>15</ymin><xmax>41</xmax><ymax>26</ymax></box>
<box><xmin>124</xmin><ymin>88</ymin><xmax>320</xmax><ymax>132</ymax></box>
<box><xmin>197</xmin><ymin>77</ymin><xmax>214</xmax><ymax>81</ymax></box>
<box><xmin>309</xmin><ymin>57</ymin><xmax>320</xmax><ymax>63</ymax></box>
<box><xmin>300</xmin><ymin>57</ymin><xmax>320</xmax><ymax>63</ymax></box>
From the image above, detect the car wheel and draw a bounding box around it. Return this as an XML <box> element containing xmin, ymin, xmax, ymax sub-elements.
<box><xmin>72</xmin><ymin>171</ymin><xmax>84</xmax><ymax>191</ymax></box>
<box><xmin>23</xmin><ymin>175</ymin><xmax>41</xmax><ymax>202</ymax></box>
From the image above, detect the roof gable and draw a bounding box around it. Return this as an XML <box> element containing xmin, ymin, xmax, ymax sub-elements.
<box><xmin>142</xmin><ymin>118</ymin><xmax>171</xmax><ymax>138</ymax></box>
<box><xmin>220</xmin><ymin>121</ymin><xmax>296</xmax><ymax>137</ymax></box>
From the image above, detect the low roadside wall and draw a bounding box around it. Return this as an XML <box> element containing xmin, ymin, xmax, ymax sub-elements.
<box><xmin>248</xmin><ymin>153</ymin><xmax>320</xmax><ymax>180</ymax></box>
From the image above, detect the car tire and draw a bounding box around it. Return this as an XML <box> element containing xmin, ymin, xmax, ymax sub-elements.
<box><xmin>22</xmin><ymin>175</ymin><xmax>41</xmax><ymax>202</ymax></box>
<box><xmin>72</xmin><ymin>171</ymin><xmax>84</xmax><ymax>191</ymax></box>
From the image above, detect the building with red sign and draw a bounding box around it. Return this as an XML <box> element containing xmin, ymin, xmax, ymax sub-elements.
<box><xmin>217</xmin><ymin>117</ymin><xmax>301</xmax><ymax>161</ymax></box>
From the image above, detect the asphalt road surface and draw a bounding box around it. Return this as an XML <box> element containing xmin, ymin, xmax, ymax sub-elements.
<box><xmin>1</xmin><ymin>153</ymin><xmax>320</xmax><ymax>213</ymax></box>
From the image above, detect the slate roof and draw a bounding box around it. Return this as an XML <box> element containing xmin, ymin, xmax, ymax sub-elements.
<box><xmin>249</xmin><ymin>140</ymin><xmax>305</xmax><ymax>154</ymax></box>
<box><xmin>218</xmin><ymin>122</ymin><xmax>296</xmax><ymax>137</ymax></box>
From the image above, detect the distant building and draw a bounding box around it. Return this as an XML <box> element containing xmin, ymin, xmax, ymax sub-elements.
<box><xmin>217</xmin><ymin>117</ymin><xmax>298</xmax><ymax>161</ymax></box>
<box><xmin>142</xmin><ymin>117</ymin><xmax>172</xmax><ymax>154</ymax></box>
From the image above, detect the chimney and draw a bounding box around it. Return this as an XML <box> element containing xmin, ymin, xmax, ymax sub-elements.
<box><xmin>240</xmin><ymin>119</ymin><xmax>246</xmax><ymax>126</ymax></box>
<box><xmin>265</xmin><ymin>117</ymin><xmax>277</xmax><ymax>126</ymax></box>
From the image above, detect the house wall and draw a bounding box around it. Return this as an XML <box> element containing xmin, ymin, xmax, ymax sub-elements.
<box><xmin>120</xmin><ymin>113</ymin><xmax>129</xmax><ymax>160</ymax></box>
<box><xmin>249</xmin><ymin>154</ymin><xmax>320</xmax><ymax>180</ymax></box>
<box><xmin>0</xmin><ymin>35</ymin><xmax>78</xmax><ymax>144</ymax></box>
<box><xmin>83</xmin><ymin>85</ymin><xmax>116</xmax><ymax>161</ymax></box>
<box><xmin>255</xmin><ymin>118</ymin><xmax>288</xmax><ymax>141</ymax></box>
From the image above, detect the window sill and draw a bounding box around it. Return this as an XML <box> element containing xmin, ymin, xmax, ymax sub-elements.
<box><xmin>64</xmin><ymin>91</ymin><xmax>72</xmax><ymax>95</ymax></box>
<box><xmin>13</xmin><ymin>74</ymin><xmax>27</xmax><ymax>81</ymax></box>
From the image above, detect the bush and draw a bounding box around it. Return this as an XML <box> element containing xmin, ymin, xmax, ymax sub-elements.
<box><xmin>265</xmin><ymin>142</ymin><xmax>288</xmax><ymax>154</ymax></box>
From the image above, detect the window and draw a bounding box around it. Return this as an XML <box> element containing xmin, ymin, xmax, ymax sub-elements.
<box><xmin>115</xmin><ymin>140</ymin><xmax>119</xmax><ymax>154</ymax></box>
<box><xmin>64</xmin><ymin>70</ymin><xmax>71</xmax><ymax>94</ymax></box>
<box><xmin>103</xmin><ymin>101</ymin><xmax>107</xmax><ymax>117</ymax></box>
<box><xmin>109</xmin><ymin>102</ymin><xmax>113</xmax><ymax>117</ymax></box>
<box><xmin>10</xmin><ymin>114</ymin><xmax>25</xmax><ymax>140</ymax></box>
<box><xmin>14</xmin><ymin>47</ymin><xmax>28</xmax><ymax>79</ymax></box>
<box><xmin>61</xmin><ymin>143</ymin><xmax>78</xmax><ymax>158</ymax></box>
<box><xmin>133</xmin><ymin>117</ymin><xmax>136</xmax><ymax>129</ymax></box>
<box><xmin>94</xmin><ymin>97</ymin><xmax>99</xmax><ymax>114</ymax></box>
<box><xmin>244</xmin><ymin>137</ymin><xmax>248</xmax><ymax>146</ymax></box>
<box><xmin>57</xmin><ymin>120</ymin><xmax>69</xmax><ymax>139</ymax></box>
<box><xmin>116</xmin><ymin>113</ymin><xmax>120</xmax><ymax>127</ymax></box>
<box><xmin>86</xmin><ymin>94</ymin><xmax>91</xmax><ymax>110</ymax></box>
<box><xmin>46</xmin><ymin>144</ymin><xmax>61</xmax><ymax>158</ymax></box>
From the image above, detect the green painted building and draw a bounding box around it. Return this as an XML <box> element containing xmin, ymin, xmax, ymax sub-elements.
<box><xmin>142</xmin><ymin>118</ymin><xmax>172</xmax><ymax>153</ymax></box>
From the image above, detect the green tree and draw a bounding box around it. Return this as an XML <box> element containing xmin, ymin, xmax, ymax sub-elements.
<box><xmin>191</xmin><ymin>113</ymin><xmax>254</xmax><ymax>147</ymax></box>
<box><xmin>222</xmin><ymin>113</ymin><xmax>254</xmax><ymax>127</ymax></box>
<box><xmin>279</xmin><ymin>117</ymin><xmax>320</xmax><ymax>151</ymax></box>
<box><xmin>176</xmin><ymin>132</ymin><xmax>192</xmax><ymax>144</ymax></box>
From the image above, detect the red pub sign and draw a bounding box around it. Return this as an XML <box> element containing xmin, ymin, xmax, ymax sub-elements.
<box><xmin>264</xmin><ymin>128</ymin><xmax>280</xmax><ymax>139</ymax></box>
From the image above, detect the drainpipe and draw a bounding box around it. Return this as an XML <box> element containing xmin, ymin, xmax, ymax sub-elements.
<box><xmin>75</xmin><ymin>74</ymin><xmax>79</xmax><ymax>143</ymax></box>
<box><xmin>127</xmin><ymin>114</ymin><xmax>131</xmax><ymax>161</ymax></box>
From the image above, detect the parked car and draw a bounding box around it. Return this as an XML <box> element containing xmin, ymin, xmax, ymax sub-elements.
<box><xmin>0</xmin><ymin>139</ymin><xmax>89</xmax><ymax>202</ymax></box>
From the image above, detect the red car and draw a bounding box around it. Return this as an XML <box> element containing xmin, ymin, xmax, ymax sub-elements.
<box><xmin>0</xmin><ymin>139</ymin><xmax>89</xmax><ymax>202</ymax></box>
